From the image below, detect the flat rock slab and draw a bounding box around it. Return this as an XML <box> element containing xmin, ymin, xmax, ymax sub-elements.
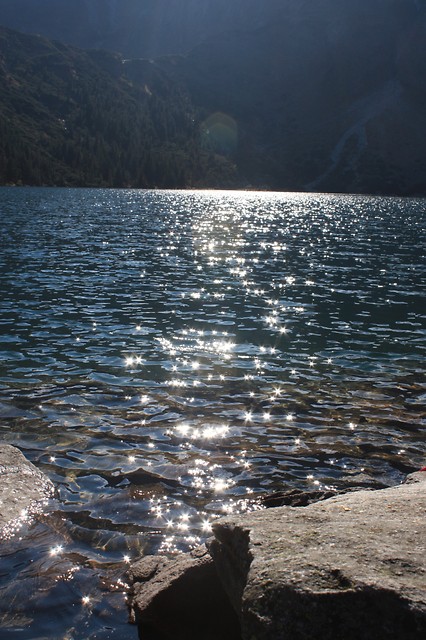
<box><xmin>0</xmin><ymin>444</ymin><xmax>55</xmax><ymax>540</ymax></box>
<box><xmin>209</xmin><ymin>472</ymin><xmax>426</xmax><ymax>640</ymax></box>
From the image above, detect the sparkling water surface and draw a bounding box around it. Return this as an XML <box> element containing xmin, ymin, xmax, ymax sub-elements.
<box><xmin>0</xmin><ymin>188</ymin><xmax>425</xmax><ymax>639</ymax></box>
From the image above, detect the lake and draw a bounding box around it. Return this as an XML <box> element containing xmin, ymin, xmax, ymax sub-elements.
<box><xmin>0</xmin><ymin>188</ymin><xmax>425</xmax><ymax>639</ymax></box>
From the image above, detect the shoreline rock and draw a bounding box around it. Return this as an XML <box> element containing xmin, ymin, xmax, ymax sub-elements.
<box><xmin>0</xmin><ymin>444</ymin><xmax>55</xmax><ymax>541</ymax></box>
<box><xmin>128</xmin><ymin>472</ymin><xmax>426</xmax><ymax>640</ymax></box>
<box><xmin>127</xmin><ymin>544</ymin><xmax>241</xmax><ymax>640</ymax></box>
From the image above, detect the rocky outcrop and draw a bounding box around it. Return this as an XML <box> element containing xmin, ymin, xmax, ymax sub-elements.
<box><xmin>0</xmin><ymin>444</ymin><xmax>55</xmax><ymax>540</ymax></box>
<box><xmin>211</xmin><ymin>471</ymin><xmax>426</xmax><ymax>640</ymax></box>
<box><xmin>128</xmin><ymin>544</ymin><xmax>241</xmax><ymax>640</ymax></box>
<box><xmin>128</xmin><ymin>472</ymin><xmax>426</xmax><ymax>640</ymax></box>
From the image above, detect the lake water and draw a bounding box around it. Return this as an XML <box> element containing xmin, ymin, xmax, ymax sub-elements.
<box><xmin>0</xmin><ymin>188</ymin><xmax>425</xmax><ymax>639</ymax></box>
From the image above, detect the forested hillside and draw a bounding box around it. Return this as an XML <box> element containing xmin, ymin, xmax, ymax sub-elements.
<box><xmin>0</xmin><ymin>27</ymin><xmax>237</xmax><ymax>187</ymax></box>
<box><xmin>1</xmin><ymin>0</ymin><xmax>426</xmax><ymax>194</ymax></box>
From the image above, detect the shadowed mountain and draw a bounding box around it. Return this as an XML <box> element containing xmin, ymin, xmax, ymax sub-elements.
<box><xmin>0</xmin><ymin>0</ymin><xmax>286</xmax><ymax>58</ymax></box>
<box><xmin>164</xmin><ymin>0</ymin><xmax>426</xmax><ymax>194</ymax></box>
<box><xmin>1</xmin><ymin>0</ymin><xmax>426</xmax><ymax>193</ymax></box>
<box><xmin>0</xmin><ymin>26</ymin><xmax>237</xmax><ymax>187</ymax></box>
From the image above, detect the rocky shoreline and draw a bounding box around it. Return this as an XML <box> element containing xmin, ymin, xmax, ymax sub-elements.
<box><xmin>128</xmin><ymin>472</ymin><xmax>426</xmax><ymax>640</ymax></box>
<box><xmin>1</xmin><ymin>445</ymin><xmax>425</xmax><ymax>639</ymax></box>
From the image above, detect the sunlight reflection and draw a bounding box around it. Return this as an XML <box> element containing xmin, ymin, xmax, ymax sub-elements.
<box><xmin>1</xmin><ymin>189</ymin><xmax>423</xmax><ymax>638</ymax></box>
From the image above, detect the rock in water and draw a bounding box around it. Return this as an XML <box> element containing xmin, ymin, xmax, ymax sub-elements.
<box><xmin>128</xmin><ymin>544</ymin><xmax>241</xmax><ymax>640</ymax></box>
<box><xmin>0</xmin><ymin>444</ymin><xmax>55</xmax><ymax>540</ymax></box>
<box><xmin>209</xmin><ymin>472</ymin><xmax>426</xmax><ymax>640</ymax></box>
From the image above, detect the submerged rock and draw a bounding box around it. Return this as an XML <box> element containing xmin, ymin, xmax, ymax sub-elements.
<box><xmin>0</xmin><ymin>444</ymin><xmax>55</xmax><ymax>540</ymax></box>
<box><xmin>129</xmin><ymin>472</ymin><xmax>426</xmax><ymax>640</ymax></box>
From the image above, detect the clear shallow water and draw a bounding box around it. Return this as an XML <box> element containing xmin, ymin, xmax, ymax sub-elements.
<box><xmin>0</xmin><ymin>187</ymin><xmax>425</xmax><ymax>639</ymax></box>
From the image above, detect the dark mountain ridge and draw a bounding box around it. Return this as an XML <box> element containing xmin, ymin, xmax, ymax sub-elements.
<box><xmin>170</xmin><ymin>0</ymin><xmax>426</xmax><ymax>193</ymax></box>
<box><xmin>1</xmin><ymin>0</ymin><xmax>426</xmax><ymax>194</ymax></box>
<box><xmin>0</xmin><ymin>0</ymin><xmax>286</xmax><ymax>57</ymax></box>
<box><xmin>0</xmin><ymin>26</ymin><xmax>237</xmax><ymax>187</ymax></box>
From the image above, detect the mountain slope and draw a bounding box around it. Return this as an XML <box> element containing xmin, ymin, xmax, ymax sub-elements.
<box><xmin>0</xmin><ymin>0</ymin><xmax>285</xmax><ymax>57</ymax></box>
<box><xmin>0</xmin><ymin>27</ymin><xmax>237</xmax><ymax>187</ymax></box>
<box><xmin>1</xmin><ymin>1</ymin><xmax>426</xmax><ymax>194</ymax></box>
<box><xmin>164</xmin><ymin>0</ymin><xmax>426</xmax><ymax>194</ymax></box>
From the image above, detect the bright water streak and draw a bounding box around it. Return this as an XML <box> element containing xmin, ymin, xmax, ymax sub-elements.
<box><xmin>0</xmin><ymin>188</ymin><xmax>425</xmax><ymax>639</ymax></box>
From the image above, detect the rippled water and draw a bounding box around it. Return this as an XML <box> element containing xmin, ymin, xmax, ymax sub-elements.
<box><xmin>0</xmin><ymin>188</ymin><xmax>425</xmax><ymax>639</ymax></box>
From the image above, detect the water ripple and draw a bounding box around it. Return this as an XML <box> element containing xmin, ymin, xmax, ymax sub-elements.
<box><xmin>0</xmin><ymin>188</ymin><xmax>425</xmax><ymax>638</ymax></box>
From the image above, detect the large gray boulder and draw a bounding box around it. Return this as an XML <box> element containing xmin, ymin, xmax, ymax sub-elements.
<box><xmin>209</xmin><ymin>472</ymin><xmax>426</xmax><ymax>640</ymax></box>
<box><xmin>128</xmin><ymin>473</ymin><xmax>426</xmax><ymax>639</ymax></box>
<box><xmin>0</xmin><ymin>444</ymin><xmax>55</xmax><ymax>539</ymax></box>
